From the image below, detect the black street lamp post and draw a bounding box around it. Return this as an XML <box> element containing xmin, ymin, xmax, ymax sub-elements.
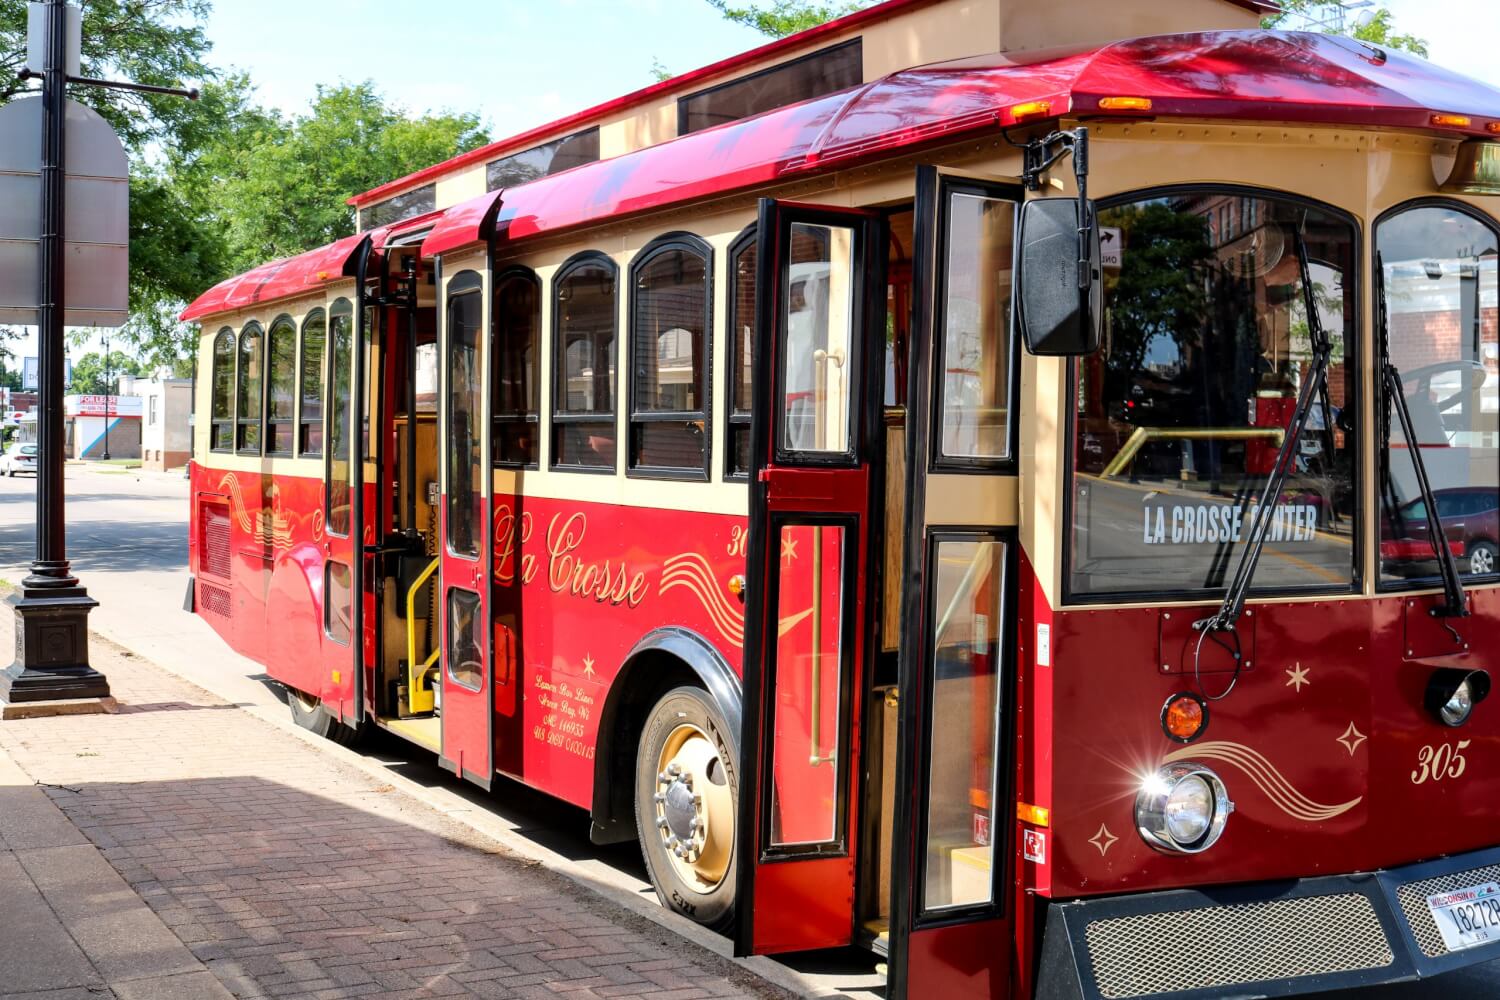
<box><xmin>101</xmin><ymin>334</ymin><xmax>111</xmax><ymax>461</ymax></box>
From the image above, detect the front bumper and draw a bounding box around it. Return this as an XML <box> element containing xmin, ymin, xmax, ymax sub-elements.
<box><xmin>1038</xmin><ymin>844</ymin><xmax>1500</xmax><ymax>999</ymax></box>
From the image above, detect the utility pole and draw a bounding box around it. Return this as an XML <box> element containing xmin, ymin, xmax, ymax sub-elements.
<box><xmin>101</xmin><ymin>333</ymin><xmax>111</xmax><ymax>460</ymax></box>
<box><xmin>0</xmin><ymin>0</ymin><xmax>194</xmax><ymax>713</ymax></box>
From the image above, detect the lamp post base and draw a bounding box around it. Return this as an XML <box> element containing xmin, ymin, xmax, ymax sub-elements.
<box><xmin>0</xmin><ymin>585</ymin><xmax>108</xmax><ymax>704</ymax></box>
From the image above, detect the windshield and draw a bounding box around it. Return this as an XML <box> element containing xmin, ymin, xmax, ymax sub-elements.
<box><xmin>1069</xmin><ymin>190</ymin><xmax>1358</xmax><ymax>599</ymax></box>
<box><xmin>19</xmin><ymin>445</ymin><xmax>35</xmax><ymax>455</ymax></box>
<box><xmin>1377</xmin><ymin>204</ymin><xmax>1500</xmax><ymax>582</ymax></box>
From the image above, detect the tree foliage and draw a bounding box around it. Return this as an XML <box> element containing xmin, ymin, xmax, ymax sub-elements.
<box><xmin>69</xmin><ymin>349</ymin><xmax>144</xmax><ymax>395</ymax></box>
<box><xmin>705</xmin><ymin>0</ymin><xmax>876</xmax><ymax>37</ymax></box>
<box><xmin>1263</xmin><ymin>1</ymin><xmax>1428</xmax><ymax>57</ymax></box>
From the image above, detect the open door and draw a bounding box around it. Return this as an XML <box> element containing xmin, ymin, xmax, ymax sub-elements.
<box><xmin>888</xmin><ymin>166</ymin><xmax>1023</xmax><ymax>998</ymax></box>
<box><xmin>437</xmin><ymin>267</ymin><xmax>493</xmax><ymax>788</ymax></box>
<box><xmin>321</xmin><ymin>294</ymin><xmax>360</xmax><ymax>719</ymax></box>
<box><xmin>737</xmin><ymin>199</ymin><xmax>886</xmax><ymax>955</ymax></box>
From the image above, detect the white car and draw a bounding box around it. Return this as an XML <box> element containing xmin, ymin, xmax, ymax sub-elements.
<box><xmin>0</xmin><ymin>443</ymin><xmax>38</xmax><ymax>477</ymax></box>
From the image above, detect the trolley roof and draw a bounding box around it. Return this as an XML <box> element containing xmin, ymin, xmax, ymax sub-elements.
<box><xmin>182</xmin><ymin>30</ymin><xmax>1500</xmax><ymax>323</ymax></box>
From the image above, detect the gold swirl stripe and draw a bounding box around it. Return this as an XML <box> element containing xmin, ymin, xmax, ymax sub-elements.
<box><xmin>661</xmin><ymin>556</ymin><xmax>745</xmax><ymax>648</ymax></box>
<box><xmin>1164</xmin><ymin>740</ymin><xmax>1362</xmax><ymax>823</ymax></box>
<box><xmin>217</xmin><ymin>472</ymin><xmax>255</xmax><ymax>533</ymax></box>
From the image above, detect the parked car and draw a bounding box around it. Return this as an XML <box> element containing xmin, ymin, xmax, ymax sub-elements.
<box><xmin>1381</xmin><ymin>486</ymin><xmax>1499</xmax><ymax>576</ymax></box>
<box><xmin>0</xmin><ymin>443</ymin><xmax>37</xmax><ymax>477</ymax></box>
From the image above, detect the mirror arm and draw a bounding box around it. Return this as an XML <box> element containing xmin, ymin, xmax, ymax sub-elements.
<box><xmin>1017</xmin><ymin>127</ymin><xmax>1094</xmax><ymax>289</ymax></box>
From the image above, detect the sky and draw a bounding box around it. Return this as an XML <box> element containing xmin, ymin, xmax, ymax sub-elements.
<box><xmin>19</xmin><ymin>0</ymin><xmax>1500</xmax><ymax>371</ymax></box>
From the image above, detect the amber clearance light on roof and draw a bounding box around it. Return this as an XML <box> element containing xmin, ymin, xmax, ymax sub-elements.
<box><xmin>1008</xmin><ymin>100</ymin><xmax>1053</xmax><ymax>122</ymax></box>
<box><xmin>1432</xmin><ymin>113</ymin><xmax>1473</xmax><ymax>128</ymax></box>
<box><xmin>1098</xmin><ymin>96</ymin><xmax>1153</xmax><ymax>112</ymax></box>
<box><xmin>1488</xmin><ymin>122</ymin><xmax>1500</xmax><ymax>135</ymax></box>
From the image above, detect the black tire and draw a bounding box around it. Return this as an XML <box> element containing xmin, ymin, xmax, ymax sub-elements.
<box><xmin>635</xmin><ymin>685</ymin><xmax>738</xmax><ymax>931</ymax></box>
<box><xmin>1469</xmin><ymin>541</ymin><xmax>1499</xmax><ymax>577</ymax></box>
<box><xmin>286</xmin><ymin>686</ymin><xmax>365</xmax><ymax>747</ymax></box>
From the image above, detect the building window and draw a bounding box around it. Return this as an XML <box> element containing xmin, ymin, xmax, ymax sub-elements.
<box><xmin>359</xmin><ymin>183</ymin><xmax>435</xmax><ymax>230</ymax></box>
<box><xmin>235</xmin><ymin>321</ymin><xmax>265</xmax><ymax>454</ymax></box>
<box><xmin>1377</xmin><ymin>202</ymin><xmax>1500</xmax><ymax>584</ymax></box>
<box><xmin>265</xmin><ymin>315</ymin><xmax>296</xmax><ymax>455</ymax></box>
<box><xmin>726</xmin><ymin>227</ymin><xmax>756</xmax><ymax>480</ymax></box>
<box><xmin>210</xmin><ymin>328</ymin><xmax>235</xmax><ymax>452</ymax></box>
<box><xmin>629</xmin><ymin>234</ymin><xmax>712</xmax><ymax>478</ymax></box>
<box><xmin>486</xmin><ymin>128</ymin><xmax>600</xmax><ymax>191</ymax></box>
<box><xmin>493</xmin><ymin>268</ymin><xmax>541</xmax><ymax>468</ymax></box>
<box><xmin>678</xmin><ymin>39</ymin><xmax>861</xmax><ymax>136</ymax></box>
<box><xmin>446</xmin><ymin>271</ymin><xmax>484</xmax><ymax>558</ymax></box>
<box><xmin>1069</xmin><ymin>189</ymin><xmax>1358</xmax><ymax>600</ymax></box>
<box><xmin>552</xmin><ymin>253</ymin><xmax>618</xmax><ymax>471</ymax></box>
<box><xmin>148</xmin><ymin>394</ymin><xmax>158</xmax><ymax>425</ymax></box>
<box><xmin>299</xmin><ymin>308</ymin><xmax>326</xmax><ymax>457</ymax></box>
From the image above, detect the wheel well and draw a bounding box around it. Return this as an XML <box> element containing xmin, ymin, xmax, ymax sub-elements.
<box><xmin>589</xmin><ymin>628</ymin><xmax>741</xmax><ymax>846</ymax></box>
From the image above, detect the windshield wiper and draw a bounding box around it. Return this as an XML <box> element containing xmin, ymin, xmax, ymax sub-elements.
<box><xmin>1376</xmin><ymin>252</ymin><xmax>1468</xmax><ymax>618</ymax></box>
<box><xmin>1196</xmin><ymin>229</ymin><xmax>1332</xmax><ymax>635</ymax></box>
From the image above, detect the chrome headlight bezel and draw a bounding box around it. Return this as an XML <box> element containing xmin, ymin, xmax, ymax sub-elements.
<box><xmin>1135</xmin><ymin>762</ymin><xmax>1233</xmax><ymax>855</ymax></box>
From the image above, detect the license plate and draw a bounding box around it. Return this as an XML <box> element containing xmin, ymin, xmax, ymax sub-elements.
<box><xmin>1426</xmin><ymin>882</ymin><xmax>1500</xmax><ymax>952</ymax></box>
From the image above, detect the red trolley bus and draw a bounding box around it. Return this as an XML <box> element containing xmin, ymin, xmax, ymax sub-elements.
<box><xmin>183</xmin><ymin>1</ymin><xmax>1500</xmax><ymax>995</ymax></box>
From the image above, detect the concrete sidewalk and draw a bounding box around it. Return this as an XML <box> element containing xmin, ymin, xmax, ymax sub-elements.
<box><xmin>0</xmin><ymin>621</ymin><xmax>791</xmax><ymax>1000</ymax></box>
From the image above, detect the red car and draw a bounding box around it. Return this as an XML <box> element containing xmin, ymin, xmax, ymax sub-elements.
<box><xmin>1382</xmin><ymin>486</ymin><xmax>1500</xmax><ymax>576</ymax></box>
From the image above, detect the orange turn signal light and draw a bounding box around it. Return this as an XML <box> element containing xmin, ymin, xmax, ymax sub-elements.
<box><xmin>1488</xmin><ymin>122</ymin><xmax>1500</xmax><ymax>135</ymax></box>
<box><xmin>1161</xmin><ymin>691</ymin><xmax>1209</xmax><ymax>743</ymax></box>
<box><xmin>1009</xmin><ymin>100</ymin><xmax>1053</xmax><ymax>122</ymax></box>
<box><xmin>1017</xmin><ymin>802</ymin><xmax>1051</xmax><ymax>827</ymax></box>
<box><xmin>1432</xmin><ymin>113</ymin><xmax>1473</xmax><ymax>129</ymax></box>
<box><xmin>1098</xmin><ymin>96</ymin><xmax>1153</xmax><ymax>112</ymax></box>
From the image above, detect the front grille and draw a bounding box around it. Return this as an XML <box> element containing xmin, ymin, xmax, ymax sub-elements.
<box><xmin>1084</xmin><ymin>893</ymin><xmax>1394</xmax><ymax>999</ymax></box>
<box><xmin>201</xmin><ymin>502</ymin><xmax>231</xmax><ymax>580</ymax></box>
<box><xmin>1396</xmin><ymin>862</ymin><xmax>1500</xmax><ymax>958</ymax></box>
<box><xmin>199</xmin><ymin>582</ymin><xmax>232</xmax><ymax>618</ymax></box>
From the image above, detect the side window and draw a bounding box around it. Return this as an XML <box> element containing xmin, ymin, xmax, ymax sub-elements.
<box><xmin>629</xmin><ymin>235</ymin><xmax>712</xmax><ymax>478</ymax></box>
<box><xmin>327</xmin><ymin>299</ymin><xmax>353</xmax><ymax>537</ymax></box>
<box><xmin>236</xmin><ymin>321</ymin><xmax>265</xmax><ymax>454</ymax></box>
<box><xmin>934</xmin><ymin>189</ymin><xmax>1016</xmax><ymax>467</ymax></box>
<box><xmin>552</xmin><ymin>253</ymin><xmax>617</xmax><ymax>471</ymax></box>
<box><xmin>493</xmin><ymin>268</ymin><xmax>541</xmax><ymax>468</ymax></box>
<box><xmin>210</xmin><ymin>327</ymin><xmax>235</xmax><ymax>452</ymax></box>
<box><xmin>446</xmin><ymin>271</ymin><xmax>484</xmax><ymax>557</ymax></box>
<box><xmin>265</xmin><ymin>315</ymin><xmax>296</xmax><ymax>456</ymax></box>
<box><xmin>299</xmin><ymin>308</ymin><xmax>326</xmax><ymax>457</ymax></box>
<box><xmin>726</xmin><ymin>227</ymin><xmax>757</xmax><ymax>480</ymax></box>
<box><xmin>1378</xmin><ymin>203</ymin><xmax>1500</xmax><ymax>583</ymax></box>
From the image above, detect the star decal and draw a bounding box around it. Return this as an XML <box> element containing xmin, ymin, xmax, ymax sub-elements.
<box><xmin>1337</xmin><ymin>721</ymin><xmax>1367</xmax><ymax>757</ymax></box>
<box><xmin>1285</xmin><ymin>662</ymin><xmax>1310</xmax><ymax>692</ymax></box>
<box><xmin>780</xmin><ymin>535</ymin><xmax>799</xmax><ymax>564</ymax></box>
<box><xmin>582</xmin><ymin>654</ymin><xmax>596</xmax><ymax>679</ymax></box>
<box><xmin>1088</xmin><ymin>823</ymin><xmax>1118</xmax><ymax>857</ymax></box>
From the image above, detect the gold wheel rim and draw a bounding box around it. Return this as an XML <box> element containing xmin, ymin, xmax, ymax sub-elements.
<box><xmin>652</xmin><ymin>722</ymin><xmax>733</xmax><ymax>893</ymax></box>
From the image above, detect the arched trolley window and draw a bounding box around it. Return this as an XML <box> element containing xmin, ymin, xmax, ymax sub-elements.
<box><xmin>493</xmin><ymin>267</ymin><xmax>541</xmax><ymax>469</ymax></box>
<box><xmin>326</xmin><ymin>299</ymin><xmax>354</xmax><ymax>537</ymax></box>
<box><xmin>629</xmin><ymin>233</ymin><xmax>712</xmax><ymax>479</ymax></box>
<box><xmin>265</xmin><ymin>315</ymin><xmax>297</xmax><ymax>456</ymax></box>
<box><xmin>209</xmin><ymin>327</ymin><xmax>235</xmax><ymax>453</ymax></box>
<box><xmin>726</xmin><ymin>225</ymin><xmax>757</xmax><ymax>481</ymax></box>
<box><xmin>235</xmin><ymin>321</ymin><xmax>265</xmax><ymax>455</ymax></box>
<box><xmin>299</xmin><ymin>308</ymin><xmax>326</xmax><ymax>457</ymax></box>
<box><xmin>552</xmin><ymin>252</ymin><xmax>618</xmax><ymax>472</ymax></box>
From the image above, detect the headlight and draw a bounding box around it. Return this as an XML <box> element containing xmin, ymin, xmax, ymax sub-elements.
<box><xmin>1136</xmin><ymin>763</ymin><xmax>1233</xmax><ymax>854</ymax></box>
<box><xmin>1442</xmin><ymin>681</ymin><xmax>1475</xmax><ymax>727</ymax></box>
<box><xmin>1426</xmin><ymin>668</ymin><xmax>1491</xmax><ymax>728</ymax></box>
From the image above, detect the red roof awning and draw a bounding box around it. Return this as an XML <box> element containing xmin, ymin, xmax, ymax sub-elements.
<box><xmin>422</xmin><ymin>30</ymin><xmax>1500</xmax><ymax>259</ymax></box>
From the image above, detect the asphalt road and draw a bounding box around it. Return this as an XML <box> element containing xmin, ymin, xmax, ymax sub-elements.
<box><xmin>0</xmin><ymin>463</ymin><xmax>1495</xmax><ymax>999</ymax></box>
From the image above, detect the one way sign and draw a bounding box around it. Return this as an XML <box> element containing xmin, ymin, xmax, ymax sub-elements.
<box><xmin>1100</xmin><ymin>226</ymin><xmax>1122</xmax><ymax>270</ymax></box>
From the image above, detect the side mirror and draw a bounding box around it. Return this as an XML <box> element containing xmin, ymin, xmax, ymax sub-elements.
<box><xmin>1016</xmin><ymin>198</ymin><xmax>1102</xmax><ymax>356</ymax></box>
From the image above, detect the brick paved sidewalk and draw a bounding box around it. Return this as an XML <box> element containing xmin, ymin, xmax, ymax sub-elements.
<box><xmin>0</xmin><ymin>627</ymin><xmax>789</xmax><ymax>1000</ymax></box>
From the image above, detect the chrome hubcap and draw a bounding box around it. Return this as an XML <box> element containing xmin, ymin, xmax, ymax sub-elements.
<box><xmin>652</xmin><ymin>723</ymin><xmax>732</xmax><ymax>892</ymax></box>
<box><xmin>1473</xmin><ymin>548</ymin><xmax>1494</xmax><ymax>575</ymax></box>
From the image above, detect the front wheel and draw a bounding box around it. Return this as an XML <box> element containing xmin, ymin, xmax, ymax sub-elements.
<box><xmin>1469</xmin><ymin>541</ymin><xmax>1499</xmax><ymax>576</ymax></box>
<box><xmin>635</xmin><ymin>686</ymin><xmax>738</xmax><ymax>930</ymax></box>
<box><xmin>286</xmin><ymin>686</ymin><xmax>365</xmax><ymax>747</ymax></box>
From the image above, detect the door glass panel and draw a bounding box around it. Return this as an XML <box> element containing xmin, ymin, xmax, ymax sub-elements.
<box><xmin>769</xmin><ymin>523</ymin><xmax>845</xmax><ymax>847</ymax></box>
<box><xmin>939</xmin><ymin>192</ymin><xmax>1015</xmax><ymax>462</ymax></box>
<box><xmin>446</xmin><ymin>588</ymin><xmax>483</xmax><ymax>691</ymax></box>
<box><xmin>446</xmin><ymin>283</ymin><xmax>483</xmax><ymax>557</ymax></box>
<box><xmin>781</xmin><ymin>223</ymin><xmax>855</xmax><ymax>454</ymax></box>
<box><xmin>922</xmin><ymin>538</ymin><xmax>1006</xmax><ymax>912</ymax></box>
<box><xmin>325</xmin><ymin>560</ymin><xmax>352</xmax><ymax>645</ymax></box>
<box><xmin>327</xmin><ymin>302</ymin><xmax>353</xmax><ymax>537</ymax></box>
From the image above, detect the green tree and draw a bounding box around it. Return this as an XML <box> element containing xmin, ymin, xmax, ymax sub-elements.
<box><xmin>705</xmin><ymin>0</ymin><xmax>876</xmax><ymax>37</ymax></box>
<box><xmin>68</xmin><ymin>349</ymin><xmax>144</xmax><ymax>395</ymax></box>
<box><xmin>1263</xmin><ymin>2</ymin><xmax>1428</xmax><ymax>57</ymax></box>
